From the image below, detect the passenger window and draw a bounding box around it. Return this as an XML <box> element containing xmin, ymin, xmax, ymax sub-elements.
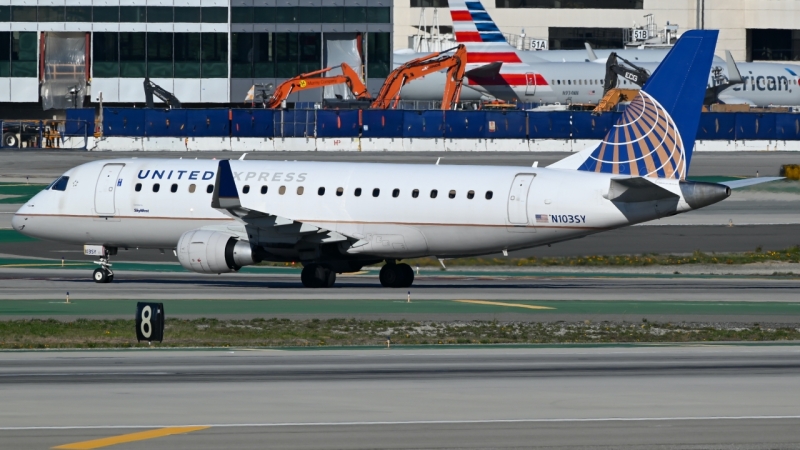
<box><xmin>153</xmin><ymin>183</ymin><xmax>160</xmax><ymax>193</ymax></box>
<box><xmin>260</xmin><ymin>185</ymin><xmax>268</xmax><ymax>194</ymax></box>
<box><xmin>430</xmin><ymin>189</ymin><xmax>438</xmax><ymax>199</ymax></box>
<box><xmin>242</xmin><ymin>185</ymin><xmax>250</xmax><ymax>194</ymax></box>
<box><xmin>448</xmin><ymin>190</ymin><xmax>456</xmax><ymax>199</ymax></box>
<box><xmin>336</xmin><ymin>187</ymin><xmax>343</xmax><ymax>196</ymax></box>
<box><xmin>135</xmin><ymin>183</ymin><xmax>142</xmax><ymax>192</ymax></box>
<box><xmin>372</xmin><ymin>188</ymin><xmax>380</xmax><ymax>197</ymax></box>
<box><xmin>412</xmin><ymin>189</ymin><xmax>419</xmax><ymax>198</ymax></box>
<box><xmin>467</xmin><ymin>190</ymin><xmax>474</xmax><ymax>199</ymax></box>
<box><xmin>171</xmin><ymin>183</ymin><xmax>178</xmax><ymax>193</ymax></box>
<box><xmin>318</xmin><ymin>187</ymin><xmax>325</xmax><ymax>196</ymax></box>
<box><xmin>392</xmin><ymin>188</ymin><xmax>400</xmax><ymax>198</ymax></box>
<box><xmin>485</xmin><ymin>190</ymin><xmax>493</xmax><ymax>200</ymax></box>
<box><xmin>189</xmin><ymin>184</ymin><xmax>196</xmax><ymax>193</ymax></box>
<box><xmin>206</xmin><ymin>184</ymin><xmax>214</xmax><ymax>194</ymax></box>
<box><xmin>297</xmin><ymin>186</ymin><xmax>304</xmax><ymax>195</ymax></box>
<box><xmin>50</xmin><ymin>176</ymin><xmax>69</xmax><ymax>191</ymax></box>
<box><xmin>279</xmin><ymin>186</ymin><xmax>286</xmax><ymax>195</ymax></box>
<box><xmin>354</xmin><ymin>188</ymin><xmax>362</xmax><ymax>197</ymax></box>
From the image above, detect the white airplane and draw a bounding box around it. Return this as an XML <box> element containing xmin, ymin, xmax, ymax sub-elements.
<box><xmin>12</xmin><ymin>30</ymin><xmax>780</xmax><ymax>288</ymax></box>
<box><xmin>399</xmin><ymin>0</ymin><xmax>800</xmax><ymax>107</ymax></box>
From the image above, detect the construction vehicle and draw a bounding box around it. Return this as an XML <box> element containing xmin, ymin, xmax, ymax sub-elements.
<box><xmin>259</xmin><ymin>63</ymin><xmax>370</xmax><ymax>109</ymax></box>
<box><xmin>370</xmin><ymin>45</ymin><xmax>467</xmax><ymax>110</ymax></box>
<box><xmin>143</xmin><ymin>78</ymin><xmax>182</xmax><ymax>109</ymax></box>
<box><xmin>592</xmin><ymin>52</ymin><xmax>651</xmax><ymax>113</ymax></box>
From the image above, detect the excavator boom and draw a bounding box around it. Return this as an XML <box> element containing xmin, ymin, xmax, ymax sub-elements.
<box><xmin>371</xmin><ymin>45</ymin><xmax>467</xmax><ymax>110</ymax></box>
<box><xmin>263</xmin><ymin>63</ymin><xmax>370</xmax><ymax>108</ymax></box>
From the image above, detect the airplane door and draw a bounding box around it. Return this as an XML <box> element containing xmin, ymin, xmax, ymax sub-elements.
<box><xmin>525</xmin><ymin>73</ymin><xmax>537</xmax><ymax>96</ymax></box>
<box><xmin>507</xmin><ymin>173</ymin><xmax>535</xmax><ymax>225</ymax></box>
<box><xmin>95</xmin><ymin>163</ymin><xmax>124</xmax><ymax>215</ymax></box>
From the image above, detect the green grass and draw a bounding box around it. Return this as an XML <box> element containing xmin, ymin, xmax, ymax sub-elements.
<box><xmin>0</xmin><ymin>183</ymin><xmax>46</xmax><ymax>204</ymax></box>
<box><xmin>1</xmin><ymin>318</ymin><xmax>799</xmax><ymax>349</ymax></box>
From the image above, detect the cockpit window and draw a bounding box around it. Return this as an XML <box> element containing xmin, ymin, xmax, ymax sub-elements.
<box><xmin>48</xmin><ymin>176</ymin><xmax>69</xmax><ymax>191</ymax></box>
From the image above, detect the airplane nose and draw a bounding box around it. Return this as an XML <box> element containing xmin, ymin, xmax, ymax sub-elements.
<box><xmin>11</xmin><ymin>212</ymin><xmax>23</xmax><ymax>231</ymax></box>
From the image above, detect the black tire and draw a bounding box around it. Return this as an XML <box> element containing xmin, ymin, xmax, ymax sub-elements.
<box><xmin>379</xmin><ymin>264</ymin><xmax>399</xmax><ymax>287</ymax></box>
<box><xmin>397</xmin><ymin>263</ymin><xmax>414</xmax><ymax>287</ymax></box>
<box><xmin>300</xmin><ymin>264</ymin><xmax>316</xmax><ymax>288</ymax></box>
<box><xmin>324</xmin><ymin>269</ymin><xmax>336</xmax><ymax>288</ymax></box>
<box><xmin>93</xmin><ymin>268</ymin><xmax>108</xmax><ymax>283</ymax></box>
<box><xmin>107</xmin><ymin>273</ymin><xmax>114</xmax><ymax>283</ymax></box>
<box><xmin>2</xmin><ymin>132</ymin><xmax>17</xmax><ymax>149</ymax></box>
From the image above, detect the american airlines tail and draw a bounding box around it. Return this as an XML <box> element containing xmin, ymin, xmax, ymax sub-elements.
<box><xmin>449</xmin><ymin>0</ymin><xmax>522</xmax><ymax>65</ymax></box>
<box><xmin>553</xmin><ymin>30</ymin><xmax>718</xmax><ymax>180</ymax></box>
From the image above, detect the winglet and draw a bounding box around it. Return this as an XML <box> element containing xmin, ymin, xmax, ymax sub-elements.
<box><xmin>725</xmin><ymin>50</ymin><xmax>743</xmax><ymax>84</ymax></box>
<box><xmin>211</xmin><ymin>160</ymin><xmax>241</xmax><ymax>209</ymax></box>
<box><xmin>584</xmin><ymin>42</ymin><xmax>598</xmax><ymax>61</ymax></box>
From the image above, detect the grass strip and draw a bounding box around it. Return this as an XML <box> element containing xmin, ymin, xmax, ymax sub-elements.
<box><xmin>0</xmin><ymin>183</ymin><xmax>46</xmax><ymax>204</ymax></box>
<box><xmin>1</xmin><ymin>318</ymin><xmax>800</xmax><ymax>349</ymax></box>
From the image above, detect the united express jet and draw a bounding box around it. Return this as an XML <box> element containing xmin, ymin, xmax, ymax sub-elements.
<box><xmin>12</xmin><ymin>30</ymin><xmax>779</xmax><ymax>288</ymax></box>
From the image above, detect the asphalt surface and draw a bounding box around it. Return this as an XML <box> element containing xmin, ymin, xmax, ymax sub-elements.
<box><xmin>4</xmin><ymin>346</ymin><xmax>800</xmax><ymax>449</ymax></box>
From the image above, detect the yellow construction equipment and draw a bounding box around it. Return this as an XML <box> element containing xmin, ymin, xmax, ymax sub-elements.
<box><xmin>592</xmin><ymin>88</ymin><xmax>640</xmax><ymax>114</ymax></box>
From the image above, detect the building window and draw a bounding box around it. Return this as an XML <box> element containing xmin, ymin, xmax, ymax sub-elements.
<box><xmin>207</xmin><ymin>184</ymin><xmax>214</xmax><ymax>193</ymax></box>
<box><xmin>254</xmin><ymin>7</ymin><xmax>276</xmax><ymax>23</ymax></box>
<box><xmin>201</xmin><ymin>7</ymin><xmax>227</xmax><ymax>23</ymax></box>
<box><xmin>39</xmin><ymin>6</ymin><xmax>65</xmax><ymax>22</ymax></box>
<box><xmin>135</xmin><ymin>183</ymin><xmax>142</xmax><ymax>192</ymax></box>
<box><xmin>93</xmin><ymin>6</ymin><xmax>119</xmax><ymax>22</ymax></box>
<box><xmin>344</xmin><ymin>7</ymin><xmax>366</xmax><ymax>23</ymax></box>
<box><xmin>174</xmin><ymin>33</ymin><xmax>201</xmax><ymax>78</ymax></box>
<box><xmin>147</xmin><ymin>6</ymin><xmax>173</xmax><ymax>23</ymax></box>
<box><xmin>549</xmin><ymin>27</ymin><xmax>624</xmax><ymax>50</ymax></box>
<box><xmin>0</xmin><ymin>6</ymin><xmax>9</xmax><ymax>22</ymax></box>
<box><xmin>430</xmin><ymin>189</ymin><xmax>438</xmax><ymax>199</ymax></box>
<box><xmin>120</xmin><ymin>6</ymin><xmax>146</xmax><ymax>22</ymax></box>
<box><xmin>320</xmin><ymin>7</ymin><xmax>344</xmax><ymax>23</ymax></box>
<box><xmin>254</xmin><ymin>33</ymin><xmax>274</xmax><ymax>78</ymax></box>
<box><xmin>275</xmin><ymin>33</ymin><xmax>299</xmax><ymax>78</ymax></box>
<box><xmin>299</xmin><ymin>33</ymin><xmax>321</xmax><ymax>74</ymax></box>
<box><xmin>748</xmin><ymin>29</ymin><xmax>800</xmax><ymax>61</ymax></box>
<box><xmin>231</xmin><ymin>33</ymin><xmax>253</xmax><ymax>78</ymax></box>
<box><xmin>11</xmin><ymin>32</ymin><xmax>36</xmax><ymax>77</ymax></box>
<box><xmin>296</xmin><ymin>7</ymin><xmax>321</xmax><ymax>23</ymax></box>
<box><xmin>93</xmin><ymin>32</ymin><xmax>119</xmax><ymax>78</ymax></box>
<box><xmin>410</xmin><ymin>0</ymin><xmax>449</xmax><ymax>7</ymax></box>
<box><xmin>367</xmin><ymin>7</ymin><xmax>390</xmax><ymax>23</ymax></box>
<box><xmin>147</xmin><ymin>33</ymin><xmax>173</xmax><ymax>78</ymax></box>
<box><xmin>202</xmin><ymin>33</ymin><xmax>228</xmax><ymax>78</ymax></box>
<box><xmin>66</xmin><ymin>6</ymin><xmax>91</xmax><ymax>22</ymax></box>
<box><xmin>189</xmin><ymin>184</ymin><xmax>196</xmax><ymax>193</ymax></box>
<box><xmin>175</xmin><ymin>7</ymin><xmax>201</xmax><ymax>23</ymax></box>
<box><xmin>171</xmin><ymin>183</ymin><xmax>178</xmax><ymax>193</ymax></box>
<box><xmin>119</xmin><ymin>32</ymin><xmax>146</xmax><ymax>77</ymax></box>
<box><xmin>11</xmin><ymin>6</ymin><xmax>36</xmax><ymax>22</ymax></box>
<box><xmin>368</xmin><ymin>33</ymin><xmax>391</xmax><ymax>79</ymax></box>
<box><xmin>231</xmin><ymin>7</ymin><xmax>253</xmax><ymax>24</ymax></box>
<box><xmin>261</xmin><ymin>185</ymin><xmax>268</xmax><ymax>194</ymax></box>
<box><xmin>318</xmin><ymin>187</ymin><xmax>325</xmax><ymax>196</ymax></box>
<box><xmin>496</xmin><ymin>0</ymin><xmax>642</xmax><ymax>8</ymax></box>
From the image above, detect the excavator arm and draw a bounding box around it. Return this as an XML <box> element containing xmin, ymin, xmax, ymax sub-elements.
<box><xmin>143</xmin><ymin>77</ymin><xmax>182</xmax><ymax>109</ymax></box>
<box><xmin>603</xmin><ymin>52</ymin><xmax>650</xmax><ymax>94</ymax></box>
<box><xmin>371</xmin><ymin>45</ymin><xmax>467</xmax><ymax>110</ymax></box>
<box><xmin>263</xmin><ymin>63</ymin><xmax>370</xmax><ymax>109</ymax></box>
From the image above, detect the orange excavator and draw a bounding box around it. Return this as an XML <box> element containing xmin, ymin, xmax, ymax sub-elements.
<box><xmin>370</xmin><ymin>45</ymin><xmax>468</xmax><ymax>110</ymax></box>
<box><xmin>261</xmin><ymin>62</ymin><xmax>370</xmax><ymax>109</ymax></box>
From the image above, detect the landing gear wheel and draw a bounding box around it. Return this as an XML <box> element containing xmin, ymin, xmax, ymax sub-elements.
<box><xmin>379</xmin><ymin>264</ymin><xmax>399</xmax><ymax>287</ymax></box>
<box><xmin>397</xmin><ymin>263</ymin><xmax>414</xmax><ymax>288</ymax></box>
<box><xmin>107</xmin><ymin>272</ymin><xmax>114</xmax><ymax>283</ymax></box>
<box><xmin>301</xmin><ymin>264</ymin><xmax>336</xmax><ymax>288</ymax></box>
<box><xmin>380</xmin><ymin>263</ymin><xmax>415</xmax><ymax>288</ymax></box>
<box><xmin>93</xmin><ymin>268</ymin><xmax>108</xmax><ymax>283</ymax></box>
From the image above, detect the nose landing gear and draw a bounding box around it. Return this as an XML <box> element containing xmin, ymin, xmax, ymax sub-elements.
<box><xmin>92</xmin><ymin>248</ymin><xmax>115</xmax><ymax>283</ymax></box>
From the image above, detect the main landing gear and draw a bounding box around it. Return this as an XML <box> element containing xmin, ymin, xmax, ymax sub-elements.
<box><xmin>379</xmin><ymin>262</ymin><xmax>414</xmax><ymax>288</ymax></box>
<box><xmin>93</xmin><ymin>251</ymin><xmax>115</xmax><ymax>283</ymax></box>
<box><xmin>301</xmin><ymin>264</ymin><xmax>336</xmax><ymax>288</ymax></box>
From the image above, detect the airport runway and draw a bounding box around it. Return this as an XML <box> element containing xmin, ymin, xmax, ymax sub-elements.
<box><xmin>3</xmin><ymin>346</ymin><xmax>800</xmax><ymax>449</ymax></box>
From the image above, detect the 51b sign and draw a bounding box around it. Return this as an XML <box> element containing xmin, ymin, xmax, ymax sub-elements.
<box><xmin>135</xmin><ymin>302</ymin><xmax>165</xmax><ymax>342</ymax></box>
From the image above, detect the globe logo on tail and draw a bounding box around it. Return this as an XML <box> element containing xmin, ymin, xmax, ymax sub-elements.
<box><xmin>580</xmin><ymin>91</ymin><xmax>687</xmax><ymax>180</ymax></box>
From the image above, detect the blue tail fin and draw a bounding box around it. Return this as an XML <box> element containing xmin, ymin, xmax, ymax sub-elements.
<box><xmin>577</xmin><ymin>30</ymin><xmax>718</xmax><ymax>180</ymax></box>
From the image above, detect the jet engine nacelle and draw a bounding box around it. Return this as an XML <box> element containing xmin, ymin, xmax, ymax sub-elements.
<box><xmin>177</xmin><ymin>229</ymin><xmax>258</xmax><ymax>274</ymax></box>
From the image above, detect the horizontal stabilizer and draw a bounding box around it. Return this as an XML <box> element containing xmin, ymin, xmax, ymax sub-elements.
<box><xmin>465</xmin><ymin>61</ymin><xmax>503</xmax><ymax>79</ymax></box>
<box><xmin>719</xmin><ymin>177</ymin><xmax>784</xmax><ymax>189</ymax></box>
<box><xmin>605</xmin><ymin>177</ymin><xmax>678</xmax><ymax>203</ymax></box>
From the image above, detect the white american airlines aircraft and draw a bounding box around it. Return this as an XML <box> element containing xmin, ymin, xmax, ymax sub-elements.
<box><xmin>12</xmin><ymin>31</ymin><xmax>779</xmax><ymax>288</ymax></box>
<box><xmin>399</xmin><ymin>0</ymin><xmax>800</xmax><ymax>107</ymax></box>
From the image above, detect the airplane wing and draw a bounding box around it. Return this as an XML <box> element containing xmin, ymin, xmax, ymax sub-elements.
<box><xmin>211</xmin><ymin>160</ymin><xmax>354</xmax><ymax>246</ymax></box>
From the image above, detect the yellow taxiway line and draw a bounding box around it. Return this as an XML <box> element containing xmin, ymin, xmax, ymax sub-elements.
<box><xmin>454</xmin><ymin>300</ymin><xmax>555</xmax><ymax>310</ymax></box>
<box><xmin>53</xmin><ymin>426</ymin><xmax>210</xmax><ymax>449</ymax></box>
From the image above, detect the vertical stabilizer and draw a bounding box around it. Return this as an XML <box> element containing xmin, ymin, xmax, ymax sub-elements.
<box><xmin>576</xmin><ymin>30</ymin><xmax>718</xmax><ymax>179</ymax></box>
<box><xmin>448</xmin><ymin>0</ymin><xmax>522</xmax><ymax>65</ymax></box>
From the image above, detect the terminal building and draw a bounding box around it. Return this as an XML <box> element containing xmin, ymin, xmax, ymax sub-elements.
<box><xmin>0</xmin><ymin>0</ymin><xmax>392</xmax><ymax>111</ymax></box>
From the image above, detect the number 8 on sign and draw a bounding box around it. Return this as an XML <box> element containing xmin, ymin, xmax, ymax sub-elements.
<box><xmin>140</xmin><ymin>305</ymin><xmax>152</xmax><ymax>339</ymax></box>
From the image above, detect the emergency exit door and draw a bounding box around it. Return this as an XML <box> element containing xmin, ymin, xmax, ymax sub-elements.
<box><xmin>507</xmin><ymin>174</ymin><xmax>535</xmax><ymax>225</ymax></box>
<box><xmin>525</xmin><ymin>73</ymin><xmax>537</xmax><ymax>95</ymax></box>
<box><xmin>95</xmin><ymin>164</ymin><xmax>124</xmax><ymax>215</ymax></box>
